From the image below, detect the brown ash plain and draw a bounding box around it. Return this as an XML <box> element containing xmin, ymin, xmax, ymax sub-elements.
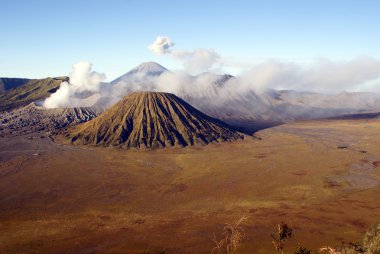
<box><xmin>1</xmin><ymin>118</ymin><xmax>380</xmax><ymax>253</ymax></box>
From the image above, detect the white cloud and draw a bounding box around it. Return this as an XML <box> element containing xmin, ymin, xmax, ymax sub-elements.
<box><xmin>171</xmin><ymin>48</ymin><xmax>220</xmax><ymax>73</ymax></box>
<box><xmin>234</xmin><ymin>56</ymin><xmax>380</xmax><ymax>93</ymax></box>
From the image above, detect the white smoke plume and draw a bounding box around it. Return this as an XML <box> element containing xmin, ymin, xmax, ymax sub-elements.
<box><xmin>148</xmin><ymin>35</ymin><xmax>220</xmax><ymax>73</ymax></box>
<box><xmin>171</xmin><ymin>49</ymin><xmax>220</xmax><ymax>73</ymax></box>
<box><xmin>111</xmin><ymin>56</ymin><xmax>380</xmax><ymax>96</ymax></box>
<box><xmin>42</xmin><ymin>56</ymin><xmax>380</xmax><ymax>117</ymax></box>
<box><xmin>230</xmin><ymin>56</ymin><xmax>380</xmax><ymax>93</ymax></box>
<box><xmin>148</xmin><ymin>36</ymin><xmax>174</xmax><ymax>55</ymax></box>
<box><xmin>147</xmin><ymin>36</ymin><xmax>380</xmax><ymax>94</ymax></box>
<box><xmin>43</xmin><ymin>62</ymin><xmax>105</xmax><ymax>108</ymax></box>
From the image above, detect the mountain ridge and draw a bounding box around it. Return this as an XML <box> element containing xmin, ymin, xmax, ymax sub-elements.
<box><xmin>0</xmin><ymin>102</ymin><xmax>101</xmax><ymax>136</ymax></box>
<box><xmin>0</xmin><ymin>77</ymin><xmax>69</xmax><ymax>112</ymax></box>
<box><xmin>0</xmin><ymin>78</ymin><xmax>30</xmax><ymax>93</ymax></box>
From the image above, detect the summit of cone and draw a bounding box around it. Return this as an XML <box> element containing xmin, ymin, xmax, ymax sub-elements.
<box><xmin>111</xmin><ymin>62</ymin><xmax>168</xmax><ymax>84</ymax></box>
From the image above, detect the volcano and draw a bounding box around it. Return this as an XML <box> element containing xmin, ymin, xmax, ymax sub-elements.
<box><xmin>65</xmin><ymin>92</ymin><xmax>243</xmax><ymax>148</ymax></box>
<box><xmin>111</xmin><ymin>62</ymin><xmax>168</xmax><ymax>84</ymax></box>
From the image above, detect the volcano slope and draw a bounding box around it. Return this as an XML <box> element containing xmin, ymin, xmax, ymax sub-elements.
<box><xmin>64</xmin><ymin>91</ymin><xmax>243</xmax><ymax>148</ymax></box>
<box><xmin>0</xmin><ymin>102</ymin><xmax>101</xmax><ymax>137</ymax></box>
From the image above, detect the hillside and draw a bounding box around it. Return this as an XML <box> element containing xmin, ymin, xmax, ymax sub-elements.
<box><xmin>65</xmin><ymin>92</ymin><xmax>243</xmax><ymax>148</ymax></box>
<box><xmin>0</xmin><ymin>78</ymin><xmax>30</xmax><ymax>93</ymax></box>
<box><xmin>0</xmin><ymin>77</ymin><xmax>68</xmax><ymax>111</ymax></box>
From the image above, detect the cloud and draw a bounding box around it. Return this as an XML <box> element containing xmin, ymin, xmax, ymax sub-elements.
<box><xmin>171</xmin><ymin>48</ymin><xmax>220</xmax><ymax>73</ymax></box>
<box><xmin>148</xmin><ymin>35</ymin><xmax>220</xmax><ymax>73</ymax></box>
<box><xmin>43</xmin><ymin>62</ymin><xmax>105</xmax><ymax>108</ymax></box>
<box><xmin>147</xmin><ymin>56</ymin><xmax>380</xmax><ymax>95</ymax></box>
<box><xmin>234</xmin><ymin>56</ymin><xmax>380</xmax><ymax>93</ymax></box>
<box><xmin>44</xmin><ymin>56</ymin><xmax>380</xmax><ymax>111</ymax></box>
<box><xmin>148</xmin><ymin>36</ymin><xmax>174</xmax><ymax>55</ymax></box>
<box><xmin>148</xmin><ymin>36</ymin><xmax>380</xmax><ymax>92</ymax></box>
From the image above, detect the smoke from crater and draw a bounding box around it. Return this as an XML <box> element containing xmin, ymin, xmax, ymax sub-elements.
<box><xmin>43</xmin><ymin>62</ymin><xmax>105</xmax><ymax>108</ymax></box>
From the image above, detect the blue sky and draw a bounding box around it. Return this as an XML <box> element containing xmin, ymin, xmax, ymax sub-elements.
<box><xmin>1</xmin><ymin>0</ymin><xmax>380</xmax><ymax>80</ymax></box>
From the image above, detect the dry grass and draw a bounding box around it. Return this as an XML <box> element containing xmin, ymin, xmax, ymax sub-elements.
<box><xmin>363</xmin><ymin>222</ymin><xmax>380</xmax><ymax>254</ymax></box>
<box><xmin>211</xmin><ymin>215</ymin><xmax>248</xmax><ymax>254</ymax></box>
<box><xmin>319</xmin><ymin>242</ymin><xmax>365</xmax><ymax>254</ymax></box>
<box><xmin>318</xmin><ymin>222</ymin><xmax>380</xmax><ymax>254</ymax></box>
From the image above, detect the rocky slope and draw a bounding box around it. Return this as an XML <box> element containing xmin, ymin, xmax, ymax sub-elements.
<box><xmin>0</xmin><ymin>102</ymin><xmax>101</xmax><ymax>136</ymax></box>
<box><xmin>65</xmin><ymin>92</ymin><xmax>243</xmax><ymax>148</ymax></box>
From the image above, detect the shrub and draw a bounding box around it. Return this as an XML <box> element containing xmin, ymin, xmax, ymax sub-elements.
<box><xmin>211</xmin><ymin>215</ymin><xmax>248</xmax><ymax>254</ymax></box>
<box><xmin>271</xmin><ymin>222</ymin><xmax>293</xmax><ymax>254</ymax></box>
<box><xmin>271</xmin><ymin>222</ymin><xmax>311</xmax><ymax>254</ymax></box>
<box><xmin>363</xmin><ymin>223</ymin><xmax>380</xmax><ymax>254</ymax></box>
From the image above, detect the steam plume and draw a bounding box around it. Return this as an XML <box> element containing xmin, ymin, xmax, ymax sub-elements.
<box><xmin>148</xmin><ymin>36</ymin><xmax>174</xmax><ymax>55</ymax></box>
<box><xmin>148</xmin><ymin>35</ymin><xmax>220</xmax><ymax>73</ymax></box>
<box><xmin>235</xmin><ymin>56</ymin><xmax>380</xmax><ymax>93</ymax></box>
<box><xmin>43</xmin><ymin>62</ymin><xmax>105</xmax><ymax>108</ymax></box>
<box><xmin>43</xmin><ymin>56</ymin><xmax>380</xmax><ymax>115</ymax></box>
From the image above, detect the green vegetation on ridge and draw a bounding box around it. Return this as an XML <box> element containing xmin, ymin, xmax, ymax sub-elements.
<box><xmin>0</xmin><ymin>78</ymin><xmax>30</xmax><ymax>93</ymax></box>
<box><xmin>0</xmin><ymin>77</ymin><xmax>67</xmax><ymax>111</ymax></box>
